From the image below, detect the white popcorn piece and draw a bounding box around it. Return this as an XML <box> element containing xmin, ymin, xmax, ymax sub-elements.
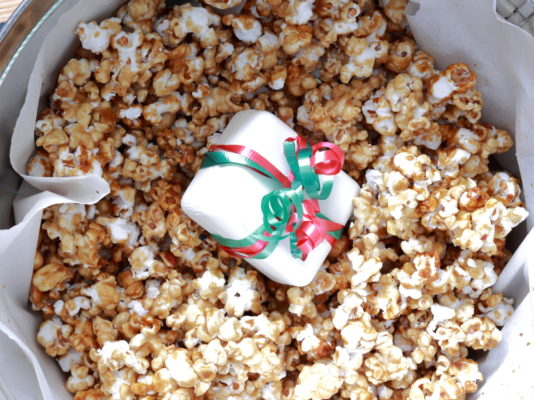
<box><xmin>37</xmin><ymin>317</ymin><xmax>64</xmax><ymax>349</ymax></box>
<box><xmin>58</xmin><ymin>350</ymin><xmax>83</xmax><ymax>373</ymax></box>
<box><xmin>145</xmin><ymin>279</ymin><xmax>161</xmax><ymax>299</ymax></box>
<box><xmin>67</xmin><ymin>296</ymin><xmax>91</xmax><ymax>316</ymax></box>
<box><xmin>231</xmin><ymin>16</ymin><xmax>263</xmax><ymax>43</ymax></box>
<box><xmin>97</xmin><ymin>340</ymin><xmax>148</xmax><ymax>374</ymax></box>
<box><xmin>196</xmin><ymin>269</ymin><xmax>225</xmax><ymax>298</ymax></box>
<box><xmin>182</xmin><ymin>111</ymin><xmax>359</xmax><ymax>286</ymax></box>
<box><xmin>294</xmin><ymin>362</ymin><xmax>342</xmax><ymax>400</ymax></box>
<box><xmin>285</xmin><ymin>0</ymin><xmax>315</xmax><ymax>25</ymax></box>
<box><xmin>128</xmin><ymin>300</ymin><xmax>148</xmax><ymax>317</ymax></box>
<box><xmin>480</xmin><ymin>298</ymin><xmax>514</xmax><ymax>326</ymax></box>
<box><xmin>27</xmin><ymin>152</ymin><xmax>50</xmax><ymax>177</ymax></box>
<box><xmin>76</xmin><ymin>18</ymin><xmax>120</xmax><ymax>54</ymax></box>
<box><xmin>165</xmin><ymin>349</ymin><xmax>197</xmax><ymax>387</ymax></box>
<box><xmin>429</xmin><ymin>75</ymin><xmax>457</xmax><ymax>103</ymax></box>
<box><xmin>119</xmin><ymin>106</ymin><xmax>143</xmax><ymax>120</ymax></box>
<box><xmin>129</xmin><ymin>245</ymin><xmax>158</xmax><ymax>280</ymax></box>
<box><xmin>222</xmin><ymin>267</ymin><xmax>259</xmax><ymax>316</ymax></box>
<box><xmin>296</xmin><ymin>324</ymin><xmax>321</xmax><ymax>352</ymax></box>
<box><xmin>97</xmin><ymin>217</ymin><xmax>140</xmax><ymax>247</ymax></box>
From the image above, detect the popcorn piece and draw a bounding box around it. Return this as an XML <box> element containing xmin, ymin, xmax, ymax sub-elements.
<box><xmin>363</xmin><ymin>89</ymin><xmax>397</xmax><ymax>136</ymax></box>
<box><xmin>220</xmin><ymin>267</ymin><xmax>261</xmax><ymax>317</ymax></box>
<box><xmin>195</xmin><ymin>268</ymin><xmax>226</xmax><ymax>299</ymax></box>
<box><xmin>66</xmin><ymin>366</ymin><xmax>95</xmax><ymax>393</ymax></box>
<box><xmin>427</xmin><ymin>63</ymin><xmax>476</xmax><ymax>105</ymax></box>
<box><xmin>97</xmin><ymin>216</ymin><xmax>140</xmax><ymax>246</ymax></box>
<box><xmin>280</xmin><ymin>24</ymin><xmax>313</xmax><ymax>56</ymax></box>
<box><xmin>364</xmin><ymin>332</ymin><xmax>415</xmax><ymax>384</ymax></box>
<box><xmin>281</xmin><ymin>0</ymin><xmax>316</xmax><ymax>25</ymax></box>
<box><xmin>166</xmin><ymin>5</ymin><xmax>221</xmax><ymax>48</ymax></box>
<box><xmin>76</xmin><ymin>18</ymin><xmax>121</xmax><ymax>54</ymax></box>
<box><xmin>351</xmin><ymin>256</ymin><xmax>382</xmax><ymax>286</ymax></box>
<box><xmin>383</xmin><ymin>0</ymin><xmax>408</xmax><ymax>24</ymax></box>
<box><xmin>54</xmin><ymin>146</ymin><xmax>103</xmax><ymax>177</ymax></box>
<box><xmin>65</xmin><ymin>296</ymin><xmax>91</xmax><ymax>316</ymax></box>
<box><xmin>462</xmin><ymin>317</ymin><xmax>502</xmax><ymax>350</ymax></box>
<box><xmin>295</xmin><ymin>324</ymin><xmax>321</xmax><ymax>353</ymax></box>
<box><xmin>165</xmin><ymin>349</ymin><xmax>198</xmax><ymax>387</ymax></box>
<box><xmin>224</xmin><ymin>14</ymin><xmax>262</xmax><ymax>43</ymax></box>
<box><xmin>294</xmin><ymin>362</ymin><xmax>343</xmax><ymax>400</ymax></box>
<box><xmin>32</xmin><ymin>263</ymin><xmax>72</xmax><ymax>292</ymax></box>
<box><xmin>386</xmin><ymin>37</ymin><xmax>415</xmax><ymax>73</ymax></box>
<box><xmin>288</xmin><ymin>286</ymin><xmax>317</xmax><ymax>318</ymax></box>
<box><xmin>96</xmin><ymin>340</ymin><xmax>148</xmax><ymax>373</ymax></box>
<box><xmin>27</xmin><ymin>150</ymin><xmax>53</xmax><ymax>177</ymax></box>
<box><xmin>202</xmin><ymin>0</ymin><xmax>243</xmax><ymax>9</ymax></box>
<box><xmin>145</xmin><ymin>279</ymin><xmax>161</xmax><ymax>299</ymax></box>
<box><xmin>37</xmin><ymin>317</ymin><xmax>72</xmax><ymax>357</ymax></box>
<box><xmin>126</xmin><ymin>0</ymin><xmax>161</xmax><ymax>21</ymax></box>
<box><xmin>82</xmin><ymin>280</ymin><xmax>120</xmax><ymax>313</ymax></box>
<box><xmin>129</xmin><ymin>245</ymin><xmax>160</xmax><ymax>280</ymax></box>
<box><xmin>479</xmin><ymin>296</ymin><xmax>514</xmax><ymax>326</ymax></box>
<box><xmin>93</xmin><ymin>317</ymin><xmax>118</xmax><ymax>347</ymax></box>
<box><xmin>59</xmin><ymin>349</ymin><xmax>83</xmax><ymax>373</ymax></box>
<box><xmin>152</xmin><ymin>69</ymin><xmax>180</xmax><ymax>97</ymax></box>
<box><xmin>340</xmin><ymin>37</ymin><xmax>385</xmax><ymax>82</ymax></box>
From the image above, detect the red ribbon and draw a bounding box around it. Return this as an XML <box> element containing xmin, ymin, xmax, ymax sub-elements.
<box><xmin>210</xmin><ymin>144</ymin><xmax>292</xmax><ymax>188</ymax></box>
<box><xmin>290</xmin><ymin>199</ymin><xmax>342</xmax><ymax>259</ymax></box>
<box><xmin>221</xmin><ymin>200</ymin><xmax>341</xmax><ymax>261</ymax></box>
<box><xmin>220</xmin><ymin>239</ymin><xmax>270</xmax><ymax>259</ymax></box>
<box><xmin>311</xmin><ymin>142</ymin><xmax>344</xmax><ymax>176</ymax></box>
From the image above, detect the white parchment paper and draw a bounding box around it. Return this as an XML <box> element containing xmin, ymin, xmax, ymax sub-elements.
<box><xmin>0</xmin><ymin>0</ymin><xmax>533</xmax><ymax>398</ymax></box>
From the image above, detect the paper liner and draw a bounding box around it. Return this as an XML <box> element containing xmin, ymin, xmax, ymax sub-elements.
<box><xmin>1</xmin><ymin>1</ymin><xmax>124</xmax><ymax>398</ymax></box>
<box><xmin>0</xmin><ymin>0</ymin><xmax>533</xmax><ymax>398</ymax></box>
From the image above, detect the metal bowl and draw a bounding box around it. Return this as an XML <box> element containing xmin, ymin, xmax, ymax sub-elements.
<box><xmin>0</xmin><ymin>0</ymin><xmax>59</xmax><ymax>78</ymax></box>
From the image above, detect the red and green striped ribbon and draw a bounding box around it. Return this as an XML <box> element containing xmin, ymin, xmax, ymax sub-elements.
<box><xmin>200</xmin><ymin>137</ymin><xmax>345</xmax><ymax>261</ymax></box>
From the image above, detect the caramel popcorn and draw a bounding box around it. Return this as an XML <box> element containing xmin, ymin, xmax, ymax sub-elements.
<box><xmin>202</xmin><ymin>0</ymin><xmax>243</xmax><ymax>10</ymax></box>
<box><xmin>294</xmin><ymin>362</ymin><xmax>343</xmax><ymax>400</ymax></box>
<box><xmin>29</xmin><ymin>0</ymin><xmax>527</xmax><ymax>398</ymax></box>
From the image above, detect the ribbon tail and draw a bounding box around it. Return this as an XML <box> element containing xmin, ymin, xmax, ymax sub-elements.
<box><xmin>289</xmin><ymin>232</ymin><xmax>303</xmax><ymax>260</ymax></box>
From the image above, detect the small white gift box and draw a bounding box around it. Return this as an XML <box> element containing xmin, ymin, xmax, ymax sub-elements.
<box><xmin>181</xmin><ymin>111</ymin><xmax>359</xmax><ymax>286</ymax></box>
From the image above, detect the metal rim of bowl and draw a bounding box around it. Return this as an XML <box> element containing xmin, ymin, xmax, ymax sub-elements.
<box><xmin>0</xmin><ymin>0</ymin><xmax>64</xmax><ymax>86</ymax></box>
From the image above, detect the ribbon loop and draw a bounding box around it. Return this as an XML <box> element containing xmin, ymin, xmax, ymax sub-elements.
<box><xmin>261</xmin><ymin>186</ymin><xmax>302</xmax><ymax>236</ymax></box>
<box><xmin>201</xmin><ymin>134</ymin><xmax>346</xmax><ymax>261</ymax></box>
<box><xmin>311</xmin><ymin>142</ymin><xmax>344</xmax><ymax>176</ymax></box>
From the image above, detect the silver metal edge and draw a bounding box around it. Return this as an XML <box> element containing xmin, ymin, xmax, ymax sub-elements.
<box><xmin>0</xmin><ymin>0</ymin><xmax>65</xmax><ymax>86</ymax></box>
<box><xmin>0</xmin><ymin>0</ymin><xmax>33</xmax><ymax>42</ymax></box>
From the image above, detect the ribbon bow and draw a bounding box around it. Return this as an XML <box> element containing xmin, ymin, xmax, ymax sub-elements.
<box><xmin>200</xmin><ymin>136</ymin><xmax>345</xmax><ymax>261</ymax></box>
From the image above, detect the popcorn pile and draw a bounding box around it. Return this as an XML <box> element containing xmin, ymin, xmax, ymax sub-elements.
<box><xmin>28</xmin><ymin>0</ymin><xmax>528</xmax><ymax>399</ymax></box>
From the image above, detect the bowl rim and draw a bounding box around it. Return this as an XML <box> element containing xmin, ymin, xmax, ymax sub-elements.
<box><xmin>0</xmin><ymin>0</ymin><xmax>64</xmax><ymax>87</ymax></box>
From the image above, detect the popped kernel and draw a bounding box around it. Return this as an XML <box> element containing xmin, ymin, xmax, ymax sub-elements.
<box><xmin>76</xmin><ymin>18</ymin><xmax>121</xmax><ymax>54</ymax></box>
<box><xmin>294</xmin><ymin>362</ymin><xmax>343</xmax><ymax>400</ymax></box>
<box><xmin>220</xmin><ymin>267</ymin><xmax>262</xmax><ymax>317</ymax></box>
<box><xmin>202</xmin><ymin>0</ymin><xmax>243</xmax><ymax>9</ymax></box>
<box><xmin>32</xmin><ymin>263</ymin><xmax>73</xmax><ymax>292</ymax></box>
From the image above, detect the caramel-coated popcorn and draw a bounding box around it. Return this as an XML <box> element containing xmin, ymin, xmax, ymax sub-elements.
<box><xmin>29</xmin><ymin>0</ymin><xmax>527</xmax><ymax>399</ymax></box>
